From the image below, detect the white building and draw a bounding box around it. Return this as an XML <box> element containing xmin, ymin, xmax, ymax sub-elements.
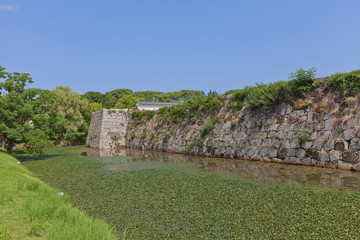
<box><xmin>136</xmin><ymin>101</ymin><xmax>178</xmax><ymax>110</ymax></box>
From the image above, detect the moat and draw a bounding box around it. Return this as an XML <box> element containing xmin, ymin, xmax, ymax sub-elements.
<box><xmin>21</xmin><ymin>146</ymin><xmax>360</xmax><ymax>238</ymax></box>
<box><xmin>83</xmin><ymin>148</ymin><xmax>360</xmax><ymax>191</ymax></box>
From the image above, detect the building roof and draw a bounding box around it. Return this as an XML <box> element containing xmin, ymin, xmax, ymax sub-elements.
<box><xmin>136</xmin><ymin>101</ymin><xmax>178</xmax><ymax>106</ymax></box>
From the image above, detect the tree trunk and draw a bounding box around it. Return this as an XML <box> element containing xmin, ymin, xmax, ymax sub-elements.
<box><xmin>6</xmin><ymin>141</ymin><xmax>14</xmax><ymax>154</ymax></box>
<box><xmin>0</xmin><ymin>138</ymin><xmax>5</xmax><ymax>148</ymax></box>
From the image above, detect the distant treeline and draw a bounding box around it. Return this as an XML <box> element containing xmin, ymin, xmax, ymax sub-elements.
<box><xmin>82</xmin><ymin>89</ymin><xmax>212</xmax><ymax>109</ymax></box>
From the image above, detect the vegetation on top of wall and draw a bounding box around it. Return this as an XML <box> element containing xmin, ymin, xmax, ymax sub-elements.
<box><xmin>131</xmin><ymin>110</ymin><xmax>155</xmax><ymax>125</ymax></box>
<box><xmin>246</xmin><ymin>81</ymin><xmax>293</xmax><ymax>109</ymax></box>
<box><xmin>326</xmin><ymin>70</ymin><xmax>360</xmax><ymax>95</ymax></box>
<box><xmin>288</xmin><ymin>67</ymin><xmax>317</xmax><ymax>93</ymax></box>
<box><xmin>158</xmin><ymin>94</ymin><xmax>222</xmax><ymax>124</ymax></box>
<box><xmin>229</xmin><ymin>68</ymin><xmax>317</xmax><ymax>110</ymax></box>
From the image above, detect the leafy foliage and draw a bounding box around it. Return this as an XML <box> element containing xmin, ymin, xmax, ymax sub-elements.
<box><xmin>0</xmin><ymin>66</ymin><xmax>54</xmax><ymax>153</ymax></box>
<box><xmin>114</xmin><ymin>95</ymin><xmax>145</xmax><ymax>109</ymax></box>
<box><xmin>84</xmin><ymin>102</ymin><xmax>104</xmax><ymax>124</ymax></box>
<box><xmin>288</xmin><ymin>67</ymin><xmax>317</xmax><ymax>93</ymax></box>
<box><xmin>296</xmin><ymin>128</ymin><xmax>310</xmax><ymax>144</ymax></box>
<box><xmin>133</xmin><ymin>91</ymin><xmax>163</xmax><ymax>102</ymax></box>
<box><xmin>224</xmin><ymin>68</ymin><xmax>318</xmax><ymax>109</ymax></box>
<box><xmin>131</xmin><ymin>111</ymin><xmax>155</xmax><ymax>125</ymax></box>
<box><xmin>326</xmin><ymin>70</ymin><xmax>360</xmax><ymax>95</ymax></box>
<box><xmin>196</xmin><ymin>123</ymin><xmax>215</xmax><ymax>145</ymax></box>
<box><xmin>246</xmin><ymin>81</ymin><xmax>293</xmax><ymax>109</ymax></box>
<box><xmin>158</xmin><ymin>95</ymin><xmax>222</xmax><ymax>124</ymax></box>
<box><xmin>51</xmin><ymin>86</ymin><xmax>89</xmax><ymax>142</ymax></box>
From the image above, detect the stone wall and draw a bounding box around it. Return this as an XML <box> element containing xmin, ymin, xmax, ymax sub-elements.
<box><xmin>86</xmin><ymin>109</ymin><xmax>134</xmax><ymax>149</ymax></box>
<box><xmin>125</xmin><ymin>92</ymin><xmax>360</xmax><ymax>171</ymax></box>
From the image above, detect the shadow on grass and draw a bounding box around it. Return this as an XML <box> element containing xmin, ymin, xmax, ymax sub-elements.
<box><xmin>16</xmin><ymin>154</ymin><xmax>60</xmax><ymax>162</ymax></box>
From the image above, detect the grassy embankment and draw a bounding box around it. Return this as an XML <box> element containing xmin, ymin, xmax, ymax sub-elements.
<box><xmin>21</xmin><ymin>146</ymin><xmax>360</xmax><ymax>239</ymax></box>
<box><xmin>0</xmin><ymin>148</ymin><xmax>117</xmax><ymax>240</ymax></box>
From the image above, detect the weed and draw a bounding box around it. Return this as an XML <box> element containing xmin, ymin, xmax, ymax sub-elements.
<box><xmin>162</xmin><ymin>133</ymin><xmax>170</xmax><ymax>143</ymax></box>
<box><xmin>185</xmin><ymin>142</ymin><xmax>193</xmax><ymax>151</ymax></box>
<box><xmin>140</xmin><ymin>130</ymin><xmax>147</xmax><ymax>140</ymax></box>
<box><xmin>337</xmin><ymin>127</ymin><xmax>344</xmax><ymax>133</ymax></box>
<box><xmin>297</xmin><ymin>128</ymin><xmax>310</xmax><ymax>144</ymax></box>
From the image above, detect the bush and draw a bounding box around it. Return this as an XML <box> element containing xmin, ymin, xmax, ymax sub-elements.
<box><xmin>131</xmin><ymin>111</ymin><xmax>154</xmax><ymax>125</ymax></box>
<box><xmin>246</xmin><ymin>81</ymin><xmax>292</xmax><ymax>109</ymax></box>
<box><xmin>297</xmin><ymin>128</ymin><xmax>310</xmax><ymax>144</ymax></box>
<box><xmin>326</xmin><ymin>70</ymin><xmax>360</xmax><ymax>95</ymax></box>
<box><xmin>288</xmin><ymin>68</ymin><xmax>317</xmax><ymax>93</ymax></box>
<box><xmin>158</xmin><ymin>95</ymin><xmax>222</xmax><ymax>124</ymax></box>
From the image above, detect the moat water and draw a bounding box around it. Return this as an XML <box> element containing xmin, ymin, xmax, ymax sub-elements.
<box><xmin>82</xmin><ymin>148</ymin><xmax>360</xmax><ymax>191</ymax></box>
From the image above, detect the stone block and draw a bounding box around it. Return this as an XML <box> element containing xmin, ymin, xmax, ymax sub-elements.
<box><xmin>296</xmin><ymin>149</ymin><xmax>306</xmax><ymax>159</ymax></box>
<box><xmin>313</xmin><ymin>138</ymin><xmax>324</xmax><ymax>150</ymax></box>
<box><xmin>349</xmin><ymin>138</ymin><xmax>360</xmax><ymax>151</ymax></box>
<box><xmin>344</xmin><ymin>129</ymin><xmax>356</xmax><ymax>141</ymax></box>
<box><xmin>281</xmin><ymin>140</ymin><xmax>290</xmax><ymax>149</ymax></box>
<box><xmin>302</xmin><ymin>158</ymin><xmax>313</xmax><ymax>166</ymax></box>
<box><xmin>305</xmin><ymin>149</ymin><xmax>320</xmax><ymax>161</ymax></box>
<box><xmin>289</xmin><ymin>157</ymin><xmax>301</xmax><ymax>165</ymax></box>
<box><xmin>334</xmin><ymin>140</ymin><xmax>346</xmax><ymax>150</ymax></box>
<box><xmin>319</xmin><ymin>151</ymin><xmax>330</xmax><ymax>162</ymax></box>
<box><xmin>329</xmin><ymin>150</ymin><xmax>341</xmax><ymax>162</ymax></box>
<box><xmin>290</xmin><ymin>139</ymin><xmax>300</xmax><ymax>149</ymax></box>
<box><xmin>324</xmin><ymin>118</ymin><xmax>335</xmax><ymax>131</ymax></box>
<box><xmin>277</xmin><ymin>148</ymin><xmax>287</xmax><ymax>160</ymax></box>
<box><xmin>269</xmin><ymin>148</ymin><xmax>278</xmax><ymax>158</ymax></box>
<box><xmin>342</xmin><ymin>150</ymin><xmax>359</xmax><ymax>164</ymax></box>
<box><xmin>323</xmin><ymin>139</ymin><xmax>334</xmax><ymax>151</ymax></box>
<box><xmin>338</xmin><ymin>161</ymin><xmax>353</xmax><ymax>170</ymax></box>
<box><xmin>287</xmin><ymin>149</ymin><xmax>296</xmax><ymax>157</ymax></box>
<box><xmin>302</xmin><ymin>141</ymin><xmax>313</xmax><ymax>149</ymax></box>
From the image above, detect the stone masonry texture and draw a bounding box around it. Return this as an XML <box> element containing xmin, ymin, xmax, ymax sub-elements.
<box><xmin>87</xmin><ymin>92</ymin><xmax>360</xmax><ymax>171</ymax></box>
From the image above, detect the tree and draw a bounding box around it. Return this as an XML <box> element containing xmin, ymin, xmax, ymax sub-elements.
<box><xmin>0</xmin><ymin>66</ymin><xmax>53</xmax><ymax>153</ymax></box>
<box><xmin>51</xmin><ymin>86</ymin><xmax>89</xmax><ymax>142</ymax></box>
<box><xmin>104</xmin><ymin>88</ymin><xmax>133</xmax><ymax>108</ymax></box>
<box><xmin>114</xmin><ymin>95</ymin><xmax>145</xmax><ymax>109</ymax></box>
<box><xmin>133</xmin><ymin>91</ymin><xmax>163</xmax><ymax>102</ymax></box>
<box><xmin>84</xmin><ymin>102</ymin><xmax>104</xmax><ymax>124</ymax></box>
<box><xmin>83</xmin><ymin>91</ymin><xmax>106</xmax><ymax>105</ymax></box>
<box><xmin>156</xmin><ymin>90</ymin><xmax>205</xmax><ymax>102</ymax></box>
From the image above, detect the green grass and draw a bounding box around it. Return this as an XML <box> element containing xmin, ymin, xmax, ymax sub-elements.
<box><xmin>0</xmin><ymin>148</ymin><xmax>117</xmax><ymax>240</ymax></box>
<box><xmin>20</xmin><ymin>146</ymin><xmax>360</xmax><ymax>239</ymax></box>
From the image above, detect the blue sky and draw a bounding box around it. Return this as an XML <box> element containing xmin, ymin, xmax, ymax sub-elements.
<box><xmin>1</xmin><ymin>0</ymin><xmax>359</xmax><ymax>94</ymax></box>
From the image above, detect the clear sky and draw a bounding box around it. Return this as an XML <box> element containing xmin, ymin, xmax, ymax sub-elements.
<box><xmin>1</xmin><ymin>0</ymin><xmax>359</xmax><ymax>94</ymax></box>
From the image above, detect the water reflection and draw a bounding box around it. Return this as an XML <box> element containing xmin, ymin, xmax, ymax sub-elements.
<box><xmin>83</xmin><ymin>148</ymin><xmax>360</xmax><ymax>191</ymax></box>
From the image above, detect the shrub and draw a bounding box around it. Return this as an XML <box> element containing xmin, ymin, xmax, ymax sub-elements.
<box><xmin>297</xmin><ymin>128</ymin><xmax>310</xmax><ymax>144</ymax></box>
<box><xmin>288</xmin><ymin>68</ymin><xmax>317</xmax><ymax>93</ymax></box>
<box><xmin>131</xmin><ymin>111</ymin><xmax>154</xmax><ymax>125</ymax></box>
<box><xmin>326</xmin><ymin>70</ymin><xmax>360</xmax><ymax>95</ymax></box>
<box><xmin>158</xmin><ymin>95</ymin><xmax>222</xmax><ymax>124</ymax></box>
<box><xmin>246</xmin><ymin>81</ymin><xmax>292</xmax><ymax>109</ymax></box>
<box><xmin>185</xmin><ymin>142</ymin><xmax>193</xmax><ymax>151</ymax></box>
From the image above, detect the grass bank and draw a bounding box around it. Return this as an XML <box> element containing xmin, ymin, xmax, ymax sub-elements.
<box><xmin>0</xmin><ymin>148</ymin><xmax>117</xmax><ymax>240</ymax></box>
<box><xmin>21</xmin><ymin>146</ymin><xmax>360</xmax><ymax>239</ymax></box>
